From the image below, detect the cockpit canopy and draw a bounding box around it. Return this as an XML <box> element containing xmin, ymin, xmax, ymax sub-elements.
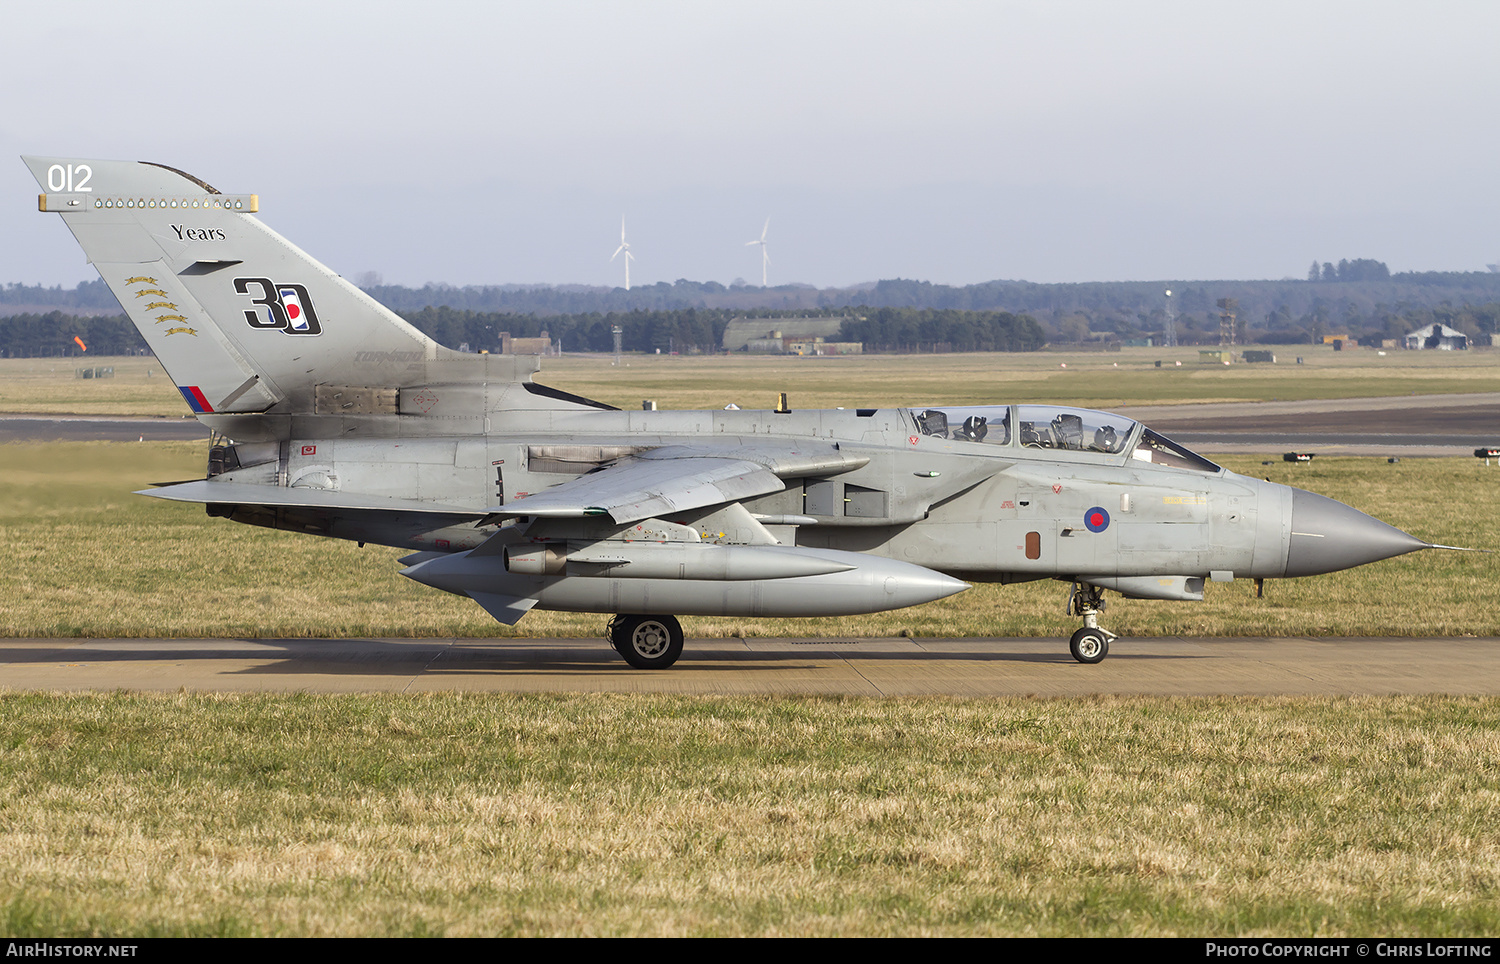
<box><xmin>907</xmin><ymin>404</ymin><xmax>1219</xmax><ymax>473</ymax></box>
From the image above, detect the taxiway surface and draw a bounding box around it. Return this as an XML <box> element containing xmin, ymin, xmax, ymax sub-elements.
<box><xmin>4</xmin><ymin>392</ymin><xmax>1496</xmax><ymax>454</ymax></box>
<box><xmin>4</xmin><ymin>636</ymin><xmax>1497</xmax><ymax>697</ymax></box>
<box><xmin>1116</xmin><ymin>391</ymin><xmax>1500</xmax><ymax>456</ymax></box>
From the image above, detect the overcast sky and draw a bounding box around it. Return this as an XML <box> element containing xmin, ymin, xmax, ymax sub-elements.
<box><xmin>4</xmin><ymin>1</ymin><xmax>1499</xmax><ymax>289</ymax></box>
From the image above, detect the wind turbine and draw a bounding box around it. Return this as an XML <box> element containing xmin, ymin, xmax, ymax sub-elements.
<box><xmin>745</xmin><ymin>217</ymin><xmax>770</xmax><ymax>287</ymax></box>
<box><xmin>610</xmin><ymin>218</ymin><xmax>635</xmax><ymax>290</ymax></box>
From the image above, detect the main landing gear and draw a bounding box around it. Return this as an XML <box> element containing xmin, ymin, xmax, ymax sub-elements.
<box><xmin>607</xmin><ymin>614</ymin><xmax>685</xmax><ymax>669</ymax></box>
<box><xmin>1067</xmin><ymin>582</ymin><xmax>1118</xmax><ymax>664</ymax></box>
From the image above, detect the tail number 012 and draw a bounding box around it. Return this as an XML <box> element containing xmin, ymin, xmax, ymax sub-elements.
<box><xmin>46</xmin><ymin>164</ymin><xmax>93</xmax><ymax>193</ymax></box>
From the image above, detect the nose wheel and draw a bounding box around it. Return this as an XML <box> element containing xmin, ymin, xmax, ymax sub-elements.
<box><xmin>1067</xmin><ymin>582</ymin><xmax>1118</xmax><ymax>664</ymax></box>
<box><xmin>1069</xmin><ymin>627</ymin><xmax>1110</xmax><ymax>663</ymax></box>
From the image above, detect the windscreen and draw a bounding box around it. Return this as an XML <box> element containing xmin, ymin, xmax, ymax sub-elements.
<box><xmin>1130</xmin><ymin>429</ymin><xmax>1221</xmax><ymax>473</ymax></box>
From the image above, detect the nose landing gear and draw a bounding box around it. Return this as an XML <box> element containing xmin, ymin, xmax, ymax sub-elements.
<box><xmin>1067</xmin><ymin>582</ymin><xmax>1118</xmax><ymax>664</ymax></box>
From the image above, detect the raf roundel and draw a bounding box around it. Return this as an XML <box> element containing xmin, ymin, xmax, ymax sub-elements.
<box><xmin>1084</xmin><ymin>506</ymin><xmax>1110</xmax><ymax>533</ymax></box>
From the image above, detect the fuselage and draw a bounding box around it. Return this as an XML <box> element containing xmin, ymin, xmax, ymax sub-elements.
<box><xmin>201</xmin><ymin>401</ymin><xmax>1386</xmax><ymax>586</ymax></box>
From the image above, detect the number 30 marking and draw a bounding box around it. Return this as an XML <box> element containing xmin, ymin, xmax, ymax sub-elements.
<box><xmin>46</xmin><ymin>164</ymin><xmax>93</xmax><ymax>193</ymax></box>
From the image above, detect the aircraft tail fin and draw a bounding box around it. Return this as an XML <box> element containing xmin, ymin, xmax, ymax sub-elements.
<box><xmin>24</xmin><ymin>156</ymin><xmax>548</xmax><ymax>418</ymax></box>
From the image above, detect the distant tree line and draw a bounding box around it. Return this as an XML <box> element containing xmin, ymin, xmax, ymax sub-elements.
<box><xmin>1175</xmin><ymin>300</ymin><xmax>1499</xmax><ymax>347</ymax></box>
<box><xmin>1307</xmin><ymin>259</ymin><xmax>1391</xmax><ymax>282</ymax></box>
<box><xmin>397</xmin><ymin>306</ymin><xmax>1048</xmax><ymax>354</ymax></box>
<box><xmin>1316</xmin><ymin>302</ymin><xmax>1499</xmax><ymax>348</ymax></box>
<box><xmin>16</xmin><ymin>267</ymin><xmax>1500</xmax><ymax>327</ymax></box>
<box><xmin>0</xmin><ymin>305</ymin><xmax>1049</xmax><ymax>357</ymax></box>
<box><xmin>0</xmin><ymin>279</ymin><xmax>124</xmax><ymax>313</ymax></box>
<box><xmin>370</xmin><ymin>273</ymin><xmax>1500</xmax><ymax>347</ymax></box>
<box><xmin>0</xmin><ymin>312</ymin><xmax>145</xmax><ymax>357</ymax></box>
<box><xmin>8</xmin><ymin>264</ymin><xmax>1500</xmax><ymax>355</ymax></box>
<box><xmin>398</xmin><ymin>306</ymin><xmax>834</xmax><ymax>353</ymax></box>
<box><xmin>837</xmin><ymin>308</ymin><xmax>1046</xmax><ymax>352</ymax></box>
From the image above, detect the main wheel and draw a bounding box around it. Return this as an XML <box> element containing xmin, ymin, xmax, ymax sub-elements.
<box><xmin>606</xmin><ymin>615</ymin><xmax>628</xmax><ymax>653</ymax></box>
<box><xmin>616</xmin><ymin>614</ymin><xmax>684</xmax><ymax>669</ymax></box>
<box><xmin>1069</xmin><ymin>627</ymin><xmax>1109</xmax><ymax>664</ymax></box>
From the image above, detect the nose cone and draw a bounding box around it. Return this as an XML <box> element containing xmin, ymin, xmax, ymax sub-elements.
<box><xmin>884</xmin><ymin>569</ymin><xmax>971</xmax><ymax>608</ymax></box>
<box><xmin>1284</xmin><ymin>488</ymin><xmax>1429</xmax><ymax>577</ymax></box>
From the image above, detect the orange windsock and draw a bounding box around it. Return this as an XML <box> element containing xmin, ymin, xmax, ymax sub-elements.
<box><xmin>73</xmin><ymin>335</ymin><xmax>87</xmax><ymax>352</ymax></box>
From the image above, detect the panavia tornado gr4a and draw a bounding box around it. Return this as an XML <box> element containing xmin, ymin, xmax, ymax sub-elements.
<box><xmin>26</xmin><ymin>156</ymin><xmax>1442</xmax><ymax>668</ymax></box>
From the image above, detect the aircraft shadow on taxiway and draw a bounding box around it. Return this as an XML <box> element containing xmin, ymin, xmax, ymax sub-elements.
<box><xmin>3</xmin><ymin>638</ymin><xmax>1197</xmax><ymax>681</ymax></box>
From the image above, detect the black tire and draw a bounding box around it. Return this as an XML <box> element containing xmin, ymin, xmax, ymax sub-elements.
<box><xmin>616</xmin><ymin>615</ymin><xmax>684</xmax><ymax>669</ymax></box>
<box><xmin>1069</xmin><ymin>627</ymin><xmax>1109</xmax><ymax>664</ymax></box>
<box><xmin>606</xmin><ymin>615</ymin><xmax>628</xmax><ymax>653</ymax></box>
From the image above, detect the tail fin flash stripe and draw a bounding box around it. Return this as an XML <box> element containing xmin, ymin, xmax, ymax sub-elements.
<box><xmin>178</xmin><ymin>386</ymin><xmax>214</xmax><ymax>413</ymax></box>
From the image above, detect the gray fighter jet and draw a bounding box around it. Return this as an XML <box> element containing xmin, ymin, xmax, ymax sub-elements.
<box><xmin>25</xmin><ymin>156</ymin><xmax>1440</xmax><ymax>668</ymax></box>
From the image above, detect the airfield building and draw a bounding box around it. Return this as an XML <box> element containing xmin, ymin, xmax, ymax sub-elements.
<box><xmin>1403</xmin><ymin>323</ymin><xmax>1471</xmax><ymax>350</ymax></box>
<box><xmin>497</xmin><ymin>330</ymin><xmax>554</xmax><ymax>355</ymax></box>
<box><xmin>722</xmin><ymin>316</ymin><xmax>858</xmax><ymax>353</ymax></box>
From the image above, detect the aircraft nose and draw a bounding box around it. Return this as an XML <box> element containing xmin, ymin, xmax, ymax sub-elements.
<box><xmin>1284</xmin><ymin>488</ymin><xmax>1429</xmax><ymax>577</ymax></box>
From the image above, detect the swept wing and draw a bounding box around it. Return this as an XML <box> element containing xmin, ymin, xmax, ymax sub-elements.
<box><xmin>486</xmin><ymin>443</ymin><xmax>870</xmax><ymax>524</ymax></box>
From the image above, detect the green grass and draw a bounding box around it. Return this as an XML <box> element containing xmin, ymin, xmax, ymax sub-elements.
<box><xmin>0</xmin><ymin>440</ymin><xmax>1495</xmax><ymax>639</ymax></box>
<box><xmin>502</xmin><ymin>345</ymin><xmax>1500</xmax><ymax>413</ymax></box>
<box><xmin>3</xmin><ymin>346</ymin><xmax>1497</xmax><ymax>416</ymax></box>
<box><xmin>0</xmin><ymin>691</ymin><xmax>1495</xmax><ymax>937</ymax></box>
<box><xmin>0</xmin><ymin>355</ymin><xmax>188</xmax><ymax>416</ymax></box>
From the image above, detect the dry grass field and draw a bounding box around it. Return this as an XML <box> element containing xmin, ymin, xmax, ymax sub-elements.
<box><xmin>1</xmin><ymin>691</ymin><xmax>1497</xmax><ymax>937</ymax></box>
<box><xmin>536</xmin><ymin>344</ymin><xmax>1500</xmax><ymax>413</ymax></box>
<box><xmin>3</xmin><ymin>344</ymin><xmax>1498</xmax><ymax>416</ymax></box>
<box><xmin>0</xmin><ymin>355</ymin><xmax>184</xmax><ymax>417</ymax></box>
